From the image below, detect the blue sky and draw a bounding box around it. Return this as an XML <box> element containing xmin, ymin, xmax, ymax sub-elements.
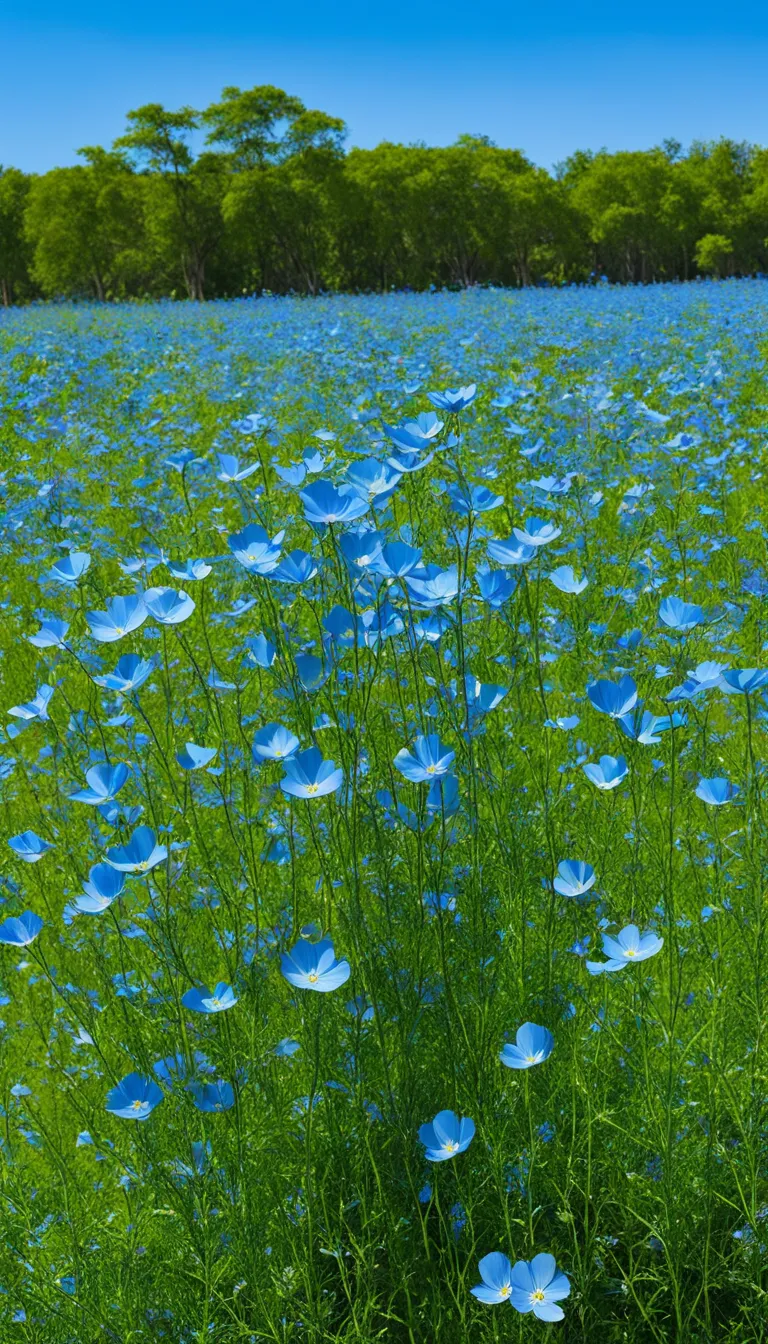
<box><xmin>3</xmin><ymin>1</ymin><xmax>768</xmax><ymax>172</ymax></box>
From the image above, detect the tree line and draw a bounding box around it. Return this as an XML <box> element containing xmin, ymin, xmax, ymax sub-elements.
<box><xmin>2</xmin><ymin>85</ymin><xmax>768</xmax><ymax>304</ymax></box>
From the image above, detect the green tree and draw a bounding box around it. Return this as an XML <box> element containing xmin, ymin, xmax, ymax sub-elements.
<box><xmin>24</xmin><ymin>151</ymin><xmax>143</xmax><ymax>300</ymax></box>
<box><xmin>115</xmin><ymin>104</ymin><xmax>226</xmax><ymax>299</ymax></box>
<box><xmin>0</xmin><ymin>167</ymin><xmax>34</xmax><ymax>305</ymax></box>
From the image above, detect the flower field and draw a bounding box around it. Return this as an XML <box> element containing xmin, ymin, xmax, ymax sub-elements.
<box><xmin>1</xmin><ymin>282</ymin><xmax>767</xmax><ymax>1341</ymax></box>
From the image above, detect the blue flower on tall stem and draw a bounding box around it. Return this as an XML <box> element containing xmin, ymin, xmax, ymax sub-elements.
<box><xmin>106</xmin><ymin>1072</ymin><xmax>163</xmax><ymax>1120</ymax></box>
<box><xmin>418</xmin><ymin>1109</ymin><xmax>475</xmax><ymax>1161</ymax></box>
<box><xmin>281</xmin><ymin>938</ymin><xmax>350</xmax><ymax>992</ymax></box>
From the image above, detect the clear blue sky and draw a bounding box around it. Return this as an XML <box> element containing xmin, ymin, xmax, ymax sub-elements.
<box><xmin>3</xmin><ymin>0</ymin><xmax>768</xmax><ymax>172</ymax></box>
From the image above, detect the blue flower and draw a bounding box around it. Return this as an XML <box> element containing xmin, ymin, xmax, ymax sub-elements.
<box><xmin>554</xmin><ymin>860</ymin><xmax>595</xmax><ymax>898</ymax></box>
<box><xmin>587</xmin><ymin>924</ymin><xmax>663</xmax><ymax>975</ymax></box>
<box><xmin>721</xmin><ymin>668</ymin><xmax>768</xmax><ymax>694</ymax></box>
<box><xmin>49</xmin><ymin>551</ymin><xmax>90</xmax><ymax>585</ymax></box>
<box><xmin>272</xmin><ymin>549</ymin><xmax>319</xmax><ymax>584</ymax></box>
<box><xmin>427</xmin><ymin>384</ymin><xmax>477</xmax><ymax>412</ymax></box>
<box><xmin>299</xmin><ymin>479</ymin><xmax>370</xmax><ymax>525</ymax></box>
<box><xmin>587</xmin><ymin>675</ymin><xmax>638</xmax><ymax>718</ymax></box>
<box><xmin>181</xmin><ymin>982</ymin><xmax>238</xmax><ymax>1014</ymax></box>
<box><xmin>217</xmin><ymin>452</ymin><xmax>260</xmax><ymax>482</ymax></box>
<box><xmin>94</xmin><ymin>654</ymin><xmax>155</xmax><ymax>693</ymax></box>
<box><xmin>8</xmin><ymin>831</ymin><xmax>54</xmax><ymax>863</ymax></box>
<box><xmin>659</xmin><ymin>596</ymin><xmax>705</xmax><ymax>632</ymax></box>
<box><xmin>86</xmin><ymin>594</ymin><xmax>147</xmax><ymax>643</ymax></box>
<box><xmin>252</xmin><ymin>724</ymin><xmax>300</xmax><ymax>762</ymax></box>
<box><xmin>73</xmin><ymin>864</ymin><xmax>125</xmax><ymax>915</ymax></box>
<box><xmin>512</xmin><ymin>517</ymin><xmax>562</xmax><ymax>547</ymax></box>
<box><xmin>471</xmin><ymin>1252</ymin><xmax>515</xmax><ymax>1304</ymax></box>
<box><xmin>190</xmin><ymin>1079</ymin><xmax>235</xmax><ymax>1112</ymax></box>
<box><xmin>0</xmin><ymin>910</ymin><xmax>43</xmax><ymax>946</ymax></box>
<box><xmin>28</xmin><ymin>618</ymin><xmax>69</xmax><ymax>649</ymax></box>
<box><xmin>176</xmin><ymin>742</ymin><xmax>218</xmax><ymax>770</ymax></box>
<box><xmin>394</xmin><ymin>734</ymin><xmax>455</xmax><ymax>782</ymax></box>
<box><xmin>548</xmin><ymin>565</ymin><xmax>588</xmax><ymax>594</ymax></box>
<box><xmin>405</xmin><ymin>564</ymin><xmax>460</xmax><ymax>607</ymax></box>
<box><xmin>7</xmin><ymin>684</ymin><xmax>55</xmax><ymax>734</ymax></box>
<box><xmin>696</xmin><ymin>776</ymin><xmax>739</xmax><ymax>806</ymax></box>
<box><xmin>418</xmin><ymin>1109</ymin><xmax>475</xmax><ymax>1161</ymax></box>
<box><xmin>70</xmin><ymin>763</ymin><xmax>129</xmax><ymax>805</ymax></box>
<box><xmin>280</xmin><ymin>746</ymin><xmax>343</xmax><ymax>799</ymax></box>
<box><xmin>144</xmin><ymin>586</ymin><xmax>195</xmax><ymax>625</ymax></box>
<box><xmin>105</xmin><ymin>1072</ymin><xmax>163</xmax><ymax>1120</ymax></box>
<box><xmin>487</xmin><ymin>536</ymin><xmax>536</xmax><ymax>566</ymax></box>
<box><xmin>446</xmin><ymin>482</ymin><xmax>503</xmax><ymax>516</ymax></box>
<box><xmin>582</xmin><ymin>755</ymin><xmax>629</xmax><ymax>790</ymax></box>
<box><xmin>105</xmin><ymin>825</ymin><xmax>167</xmax><ymax>873</ymax></box>
<box><xmin>228</xmin><ymin>524</ymin><xmax>283</xmax><ymax>574</ymax></box>
<box><xmin>509</xmin><ymin>1253</ymin><xmax>571</xmax><ymax>1321</ymax></box>
<box><xmin>281</xmin><ymin>937</ymin><xmax>351</xmax><ymax>992</ymax></box>
<box><xmin>500</xmin><ymin>1023</ymin><xmax>554</xmax><ymax>1070</ymax></box>
<box><xmin>167</xmin><ymin>558</ymin><xmax>212</xmax><ymax>581</ymax></box>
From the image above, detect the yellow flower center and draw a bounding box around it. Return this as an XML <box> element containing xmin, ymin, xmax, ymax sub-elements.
<box><xmin>625</xmin><ymin>948</ymin><xmax>637</xmax><ymax>957</ymax></box>
<box><xmin>210</xmin><ymin>998</ymin><xmax>221</xmax><ymax>1009</ymax></box>
<box><xmin>526</xmin><ymin>1055</ymin><xmax>537</xmax><ymax>1063</ymax></box>
<box><xmin>131</xmin><ymin>1099</ymin><xmax>143</xmax><ymax>1111</ymax></box>
<box><xmin>308</xmin><ymin>972</ymin><xmax>318</xmax><ymax>983</ymax></box>
<box><xmin>532</xmin><ymin>1290</ymin><xmax>545</xmax><ymax>1303</ymax></box>
<box><xmin>137</xmin><ymin>860</ymin><xmax>149</xmax><ymax>871</ymax></box>
<box><xmin>500</xmin><ymin>1285</ymin><xmax>511</xmax><ymax>1298</ymax></box>
<box><xmin>114</xmin><ymin>626</ymin><xmax>124</xmax><ymax>635</ymax></box>
<box><xmin>425</xmin><ymin>764</ymin><xmax>437</xmax><ymax>774</ymax></box>
<box><xmin>305</xmin><ymin>782</ymin><xmax>319</xmax><ymax>794</ymax></box>
<box><xmin>445</xmin><ymin>1140</ymin><xmax>458</xmax><ymax>1152</ymax></box>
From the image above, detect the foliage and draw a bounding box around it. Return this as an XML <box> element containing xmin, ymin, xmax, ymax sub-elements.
<box><xmin>8</xmin><ymin>86</ymin><xmax>768</xmax><ymax>300</ymax></box>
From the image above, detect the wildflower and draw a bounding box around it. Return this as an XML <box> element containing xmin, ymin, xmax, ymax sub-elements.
<box><xmin>181</xmin><ymin>983</ymin><xmax>238</xmax><ymax>1014</ymax></box>
<box><xmin>394</xmin><ymin>734</ymin><xmax>455</xmax><ymax>782</ymax></box>
<box><xmin>587</xmin><ymin>924</ymin><xmax>663</xmax><ymax>975</ymax></box>
<box><xmin>105</xmin><ymin>1072</ymin><xmax>163</xmax><ymax>1120</ymax></box>
<box><xmin>280</xmin><ymin>937</ymin><xmax>350</xmax><ymax>993</ymax></box>
<box><xmin>419</xmin><ymin>1110</ymin><xmax>475</xmax><ymax>1161</ymax></box>
<box><xmin>280</xmin><ymin>746</ymin><xmax>343</xmax><ymax>799</ymax></box>
<box><xmin>500</xmin><ymin>1023</ymin><xmax>554</xmax><ymax>1070</ymax></box>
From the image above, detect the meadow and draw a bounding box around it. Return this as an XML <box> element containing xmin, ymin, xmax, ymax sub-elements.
<box><xmin>0</xmin><ymin>281</ymin><xmax>767</xmax><ymax>1342</ymax></box>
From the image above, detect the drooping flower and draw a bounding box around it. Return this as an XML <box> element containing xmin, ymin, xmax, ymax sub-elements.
<box><xmin>8</xmin><ymin>831</ymin><xmax>54</xmax><ymax>863</ymax></box>
<box><xmin>176</xmin><ymin>743</ymin><xmax>218</xmax><ymax>770</ymax></box>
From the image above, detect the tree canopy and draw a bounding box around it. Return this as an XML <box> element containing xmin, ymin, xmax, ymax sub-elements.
<box><xmin>4</xmin><ymin>83</ymin><xmax>768</xmax><ymax>303</ymax></box>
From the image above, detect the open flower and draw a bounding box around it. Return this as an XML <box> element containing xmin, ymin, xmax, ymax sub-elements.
<box><xmin>281</xmin><ymin>938</ymin><xmax>350</xmax><ymax>993</ymax></box>
<box><xmin>500</xmin><ymin>1023</ymin><xmax>554</xmax><ymax>1070</ymax></box>
<box><xmin>418</xmin><ymin>1109</ymin><xmax>475</xmax><ymax>1162</ymax></box>
<box><xmin>586</xmin><ymin>924</ymin><xmax>663</xmax><ymax>975</ymax></box>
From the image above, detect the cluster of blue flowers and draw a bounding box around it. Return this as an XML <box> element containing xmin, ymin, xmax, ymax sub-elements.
<box><xmin>1</xmin><ymin>282</ymin><xmax>767</xmax><ymax>1336</ymax></box>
